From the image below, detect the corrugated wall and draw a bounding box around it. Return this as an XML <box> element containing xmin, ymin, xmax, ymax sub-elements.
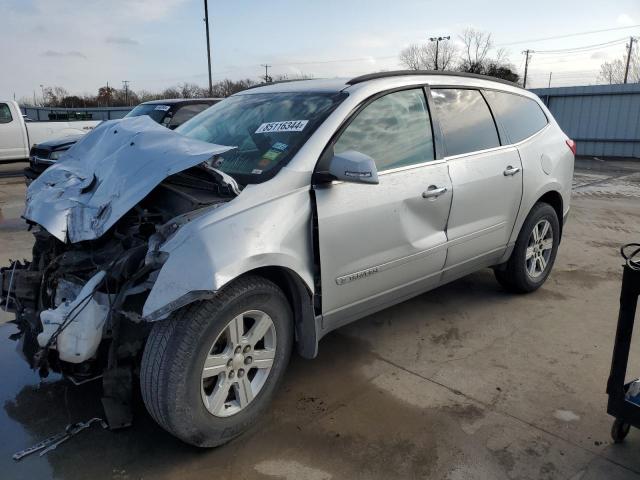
<box><xmin>530</xmin><ymin>84</ymin><xmax>640</xmax><ymax>158</ymax></box>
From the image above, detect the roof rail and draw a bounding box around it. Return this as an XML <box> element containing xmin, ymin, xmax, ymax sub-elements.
<box><xmin>346</xmin><ymin>70</ymin><xmax>522</xmax><ymax>89</ymax></box>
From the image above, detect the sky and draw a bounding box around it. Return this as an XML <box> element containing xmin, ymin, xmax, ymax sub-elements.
<box><xmin>1</xmin><ymin>0</ymin><xmax>639</xmax><ymax>101</ymax></box>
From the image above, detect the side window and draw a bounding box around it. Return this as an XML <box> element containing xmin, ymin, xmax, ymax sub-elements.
<box><xmin>431</xmin><ymin>89</ymin><xmax>500</xmax><ymax>157</ymax></box>
<box><xmin>334</xmin><ymin>89</ymin><xmax>434</xmax><ymax>171</ymax></box>
<box><xmin>169</xmin><ymin>103</ymin><xmax>211</xmax><ymax>128</ymax></box>
<box><xmin>0</xmin><ymin>103</ymin><xmax>13</xmax><ymax>124</ymax></box>
<box><xmin>483</xmin><ymin>90</ymin><xmax>548</xmax><ymax>143</ymax></box>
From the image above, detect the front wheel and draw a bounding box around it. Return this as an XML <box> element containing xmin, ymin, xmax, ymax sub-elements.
<box><xmin>495</xmin><ymin>202</ymin><xmax>560</xmax><ymax>293</ymax></box>
<box><xmin>140</xmin><ymin>276</ymin><xmax>293</xmax><ymax>447</ymax></box>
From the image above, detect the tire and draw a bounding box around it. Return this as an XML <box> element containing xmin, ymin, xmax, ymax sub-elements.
<box><xmin>140</xmin><ymin>275</ymin><xmax>293</xmax><ymax>447</ymax></box>
<box><xmin>611</xmin><ymin>418</ymin><xmax>631</xmax><ymax>443</ymax></box>
<box><xmin>494</xmin><ymin>202</ymin><xmax>560</xmax><ymax>293</ymax></box>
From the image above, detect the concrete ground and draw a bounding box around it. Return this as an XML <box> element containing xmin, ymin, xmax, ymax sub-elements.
<box><xmin>1</xmin><ymin>159</ymin><xmax>640</xmax><ymax>479</ymax></box>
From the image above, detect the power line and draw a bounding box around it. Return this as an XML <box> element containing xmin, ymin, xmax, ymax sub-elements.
<box><xmin>497</xmin><ymin>24</ymin><xmax>640</xmax><ymax>46</ymax></box>
<box><xmin>269</xmin><ymin>55</ymin><xmax>397</xmax><ymax>67</ymax></box>
<box><xmin>534</xmin><ymin>38</ymin><xmax>628</xmax><ymax>54</ymax></box>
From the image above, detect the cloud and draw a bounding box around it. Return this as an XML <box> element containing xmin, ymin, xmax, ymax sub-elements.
<box><xmin>591</xmin><ymin>51</ymin><xmax>608</xmax><ymax>60</ymax></box>
<box><xmin>617</xmin><ymin>13</ymin><xmax>635</xmax><ymax>26</ymax></box>
<box><xmin>106</xmin><ymin>36</ymin><xmax>139</xmax><ymax>45</ymax></box>
<box><xmin>40</xmin><ymin>50</ymin><xmax>87</xmax><ymax>59</ymax></box>
<box><xmin>128</xmin><ymin>0</ymin><xmax>188</xmax><ymax>21</ymax></box>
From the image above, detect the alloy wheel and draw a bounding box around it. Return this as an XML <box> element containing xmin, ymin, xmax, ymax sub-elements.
<box><xmin>200</xmin><ymin>310</ymin><xmax>276</xmax><ymax>417</ymax></box>
<box><xmin>525</xmin><ymin>219</ymin><xmax>553</xmax><ymax>279</ymax></box>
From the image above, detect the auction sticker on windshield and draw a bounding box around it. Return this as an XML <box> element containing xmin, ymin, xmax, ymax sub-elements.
<box><xmin>255</xmin><ymin>120</ymin><xmax>308</xmax><ymax>134</ymax></box>
<box><xmin>154</xmin><ymin>105</ymin><xmax>171</xmax><ymax>111</ymax></box>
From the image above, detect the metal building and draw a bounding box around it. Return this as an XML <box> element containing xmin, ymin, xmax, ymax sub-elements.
<box><xmin>530</xmin><ymin>84</ymin><xmax>640</xmax><ymax>158</ymax></box>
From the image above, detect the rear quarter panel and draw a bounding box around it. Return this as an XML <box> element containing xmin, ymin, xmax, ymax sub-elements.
<box><xmin>509</xmin><ymin>120</ymin><xmax>574</xmax><ymax>246</ymax></box>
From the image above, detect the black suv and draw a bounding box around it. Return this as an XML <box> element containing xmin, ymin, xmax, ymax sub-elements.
<box><xmin>25</xmin><ymin>98</ymin><xmax>222</xmax><ymax>182</ymax></box>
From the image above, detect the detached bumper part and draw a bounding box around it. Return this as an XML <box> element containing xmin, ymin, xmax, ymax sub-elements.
<box><xmin>38</xmin><ymin>271</ymin><xmax>109</xmax><ymax>363</ymax></box>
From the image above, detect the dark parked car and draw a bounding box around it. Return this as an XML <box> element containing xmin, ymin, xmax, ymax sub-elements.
<box><xmin>24</xmin><ymin>98</ymin><xmax>222</xmax><ymax>181</ymax></box>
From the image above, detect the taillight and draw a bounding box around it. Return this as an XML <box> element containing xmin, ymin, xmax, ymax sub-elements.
<box><xmin>566</xmin><ymin>139</ymin><xmax>577</xmax><ymax>155</ymax></box>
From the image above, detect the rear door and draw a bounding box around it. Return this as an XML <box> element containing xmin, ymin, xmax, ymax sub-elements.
<box><xmin>430</xmin><ymin>88</ymin><xmax>523</xmax><ymax>272</ymax></box>
<box><xmin>314</xmin><ymin>87</ymin><xmax>452</xmax><ymax>329</ymax></box>
<box><xmin>0</xmin><ymin>103</ymin><xmax>28</xmax><ymax>160</ymax></box>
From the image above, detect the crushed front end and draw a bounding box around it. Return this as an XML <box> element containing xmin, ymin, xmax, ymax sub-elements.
<box><xmin>0</xmin><ymin>116</ymin><xmax>237</xmax><ymax>427</ymax></box>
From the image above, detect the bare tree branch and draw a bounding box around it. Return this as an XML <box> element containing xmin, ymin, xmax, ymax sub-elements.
<box><xmin>598</xmin><ymin>46</ymin><xmax>640</xmax><ymax>84</ymax></box>
<box><xmin>399</xmin><ymin>44</ymin><xmax>428</xmax><ymax>70</ymax></box>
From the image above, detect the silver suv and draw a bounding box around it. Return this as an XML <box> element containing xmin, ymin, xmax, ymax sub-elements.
<box><xmin>1</xmin><ymin>71</ymin><xmax>574</xmax><ymax>447</ymax></box>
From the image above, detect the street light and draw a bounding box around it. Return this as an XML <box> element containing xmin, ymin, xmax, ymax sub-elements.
<box><xmin>428</xmin><ymin>36</ymin><xmax>450</xmax><ymax>71</ymax></box>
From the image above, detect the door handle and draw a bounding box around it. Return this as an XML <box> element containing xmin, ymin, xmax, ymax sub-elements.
<box><xmin>422</xmin><ymin>185</ymin><xmax>448</xmax><ymax>199</ymax></box>
<box><xmin>503</xmin><ymin>165</ymin><xmax>521</xmax><ymax>176</ymax></box>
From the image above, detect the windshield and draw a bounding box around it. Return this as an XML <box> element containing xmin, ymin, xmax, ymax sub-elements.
<box><xmin>125</xmin><ymin>104</ymin><xmax>171</xmax><ymax>123</ymax></box>
<box><xmin>176</xmin><ymin>92</ymin><xmax>347</xmax><ymax>184</ymax></box>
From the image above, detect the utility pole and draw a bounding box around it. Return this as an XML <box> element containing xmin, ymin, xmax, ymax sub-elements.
<box><xmin>203</xmin><ymin>0</ymin><xmax>213</xmax><ymax>96</ymax></box>
<box><xmin>522</xmin><ymin>49</ymin><xmax>533</xmax><ymax>88</ymax></box>
<box><xmin>122</xmin><ymin>80</ymin><xmax>130</xmax><ymax>106</ymax></box>
<box><xmin>106</xmin><ymin>81</ymin><xmax>110</xmax><ymax>107</ymax></box>
<box><xmin>429</xmin><ymin>35</ymin><xmax>450</xmax><ymax>70</ymax></box>
<box><xmin>623</xmin><ymin>36</ymin><xmax>636</xmax><ymax>84</ymax></box>
<box><xmin>548</xmin><ymin>72</ymin><xmax>552</xmax><ymax>88</ymax></box>
<box><xmin>261</xmin><ymin>64</ymin><xmax>272</xmax><ymax>83</ymax></box>
<box><xmin>40</xmin><ymin>84</ymin><xmax>44</xmax><ymax>105</ymax></box>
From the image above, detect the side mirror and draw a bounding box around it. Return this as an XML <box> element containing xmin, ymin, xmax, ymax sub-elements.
<box><xmin>328</xmin><ymin>150</ymin><xmax>379</xmax><ymax>185</ymax></box>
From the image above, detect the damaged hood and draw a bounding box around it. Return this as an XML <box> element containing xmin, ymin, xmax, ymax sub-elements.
<box><xmin>24</xmin><ymin>116</ymin><xmax>235</xmax><ymax>243</ymax></box>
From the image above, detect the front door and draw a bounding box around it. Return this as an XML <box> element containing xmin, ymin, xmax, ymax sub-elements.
<box><xmin>314</xmin><ymin>88</ymin><xmax>452</xmax><ymax>330</ymax></box>
<box><xmin>0</xmin><ymin>103</ymin><xmax>27</xmax><ymax>161</ymax></box>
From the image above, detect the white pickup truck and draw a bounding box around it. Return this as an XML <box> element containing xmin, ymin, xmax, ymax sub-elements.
<box><xmin>0</xmin><ymin>100</ymin><xmax>100</xmax><ymax>161</ymax></box>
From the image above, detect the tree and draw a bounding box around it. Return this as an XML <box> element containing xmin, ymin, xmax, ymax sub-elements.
<box><xmin>399</xmin><ymin>41</ymin><xmax>457</xmax><ymax>71</ymax></box>
<box><xmin>59</xmin><ymin>95</ymin><xmax>84</xmax><ymax>108</ymax></box>
<box><xmin>458</xmin><ymin>28</ymin><xmax>493</xmax><ymax>73</ymax></box>
<box><xmin>160</xmin><ymin>87</ymin><xmax>181</xmax><ymax>99</ymax></box>
<box><xmin>484</xmin><ymin>63</ymin><xmax>520</xmax><ymax>83</ymax></box>
<box><xmin>455</xmin><ymin>28</ymin><xmax>519</xmax><ymax>82</ymax></box>
<box><xmin>598</xmin><ymin>47</ymin><xmax>640</xmax><ymax>84</ymax></box>
<box><xmin>180</xmin><ymin>82</ymin><xmax>205</xmax><ymax>98</ymax></box>
<box><xmin>213</xmin><ymin>78</ymin><xmax>256</xmax><ymax>97</ymax></box>
<box><xmin>97</xmin><ymin>86</ymin><xmax>116</xmax><ymax>106</ymax></box>
<box><xmin>42</xmin><ymin>86</ymin><xmax>69</xmax><ymax>106</ymax></box>
<box><xmin>399</xmin><ymin>44</ymin><xmax>428</xmax><ymax>70</ymax></box>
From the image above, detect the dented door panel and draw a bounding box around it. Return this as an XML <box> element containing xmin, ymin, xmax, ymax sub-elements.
<box><xmin>315</xmin><ymin>161</ymin><xmax>452</xmax><ymax>329</ymax></box>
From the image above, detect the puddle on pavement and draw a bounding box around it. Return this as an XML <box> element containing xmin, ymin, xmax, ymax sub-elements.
<box><xmin>0</xmin><ymin>320</ymin><xmax>446</xmax><ymax>480</ymax></box>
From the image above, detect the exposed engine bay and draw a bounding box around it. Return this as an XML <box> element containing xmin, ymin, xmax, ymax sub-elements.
<box><xmin>0</xmin><ymin>117</ymin><xmax>237</xmax><ymax>426</ymax></box>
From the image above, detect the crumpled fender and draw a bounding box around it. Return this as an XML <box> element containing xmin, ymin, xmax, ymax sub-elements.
<box><xmin>24</xmin><ymin>116</ymin><xmax>234</xmax><ymax>243</ymax></box>
<box><xmin>141</xmin><ymin>186</ymin><xmax>314</xmax><ymax>321</ymax></box>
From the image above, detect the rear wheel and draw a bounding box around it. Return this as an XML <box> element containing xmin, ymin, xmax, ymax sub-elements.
<box><xmin>140</xmin><ymin>276</ymin><xmax>293</xmax><ymax>447</ymax></box>
<box><xmin>495</xmin><ymin>202</ymin><xmax>560</xmax><ymax>293</ymax></box>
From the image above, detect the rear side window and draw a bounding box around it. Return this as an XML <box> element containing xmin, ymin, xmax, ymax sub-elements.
<box><xmin>483</xmin><ymin>90</ymin><xmax>548</xmax><ymax>143</ymax></box>
<box><xmin>431</xmin><ymin>89</ymin><xmax>500</xmax><ymax>156</ymax></box>
<box><xmin>0</xmin><ymin>103</ymin><xmax>13</xmax><ymax>124</ymax></box>
<box><xmin>334</xmin><ymin>88</ymin><xmax>434</xmax><ymax>171</ymax></box>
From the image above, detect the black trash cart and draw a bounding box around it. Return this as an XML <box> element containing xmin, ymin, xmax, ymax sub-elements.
<box><xmin>607</xmin><ymin>243</ymin><xmax>640</xmax><ymax>443</ymax></box>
